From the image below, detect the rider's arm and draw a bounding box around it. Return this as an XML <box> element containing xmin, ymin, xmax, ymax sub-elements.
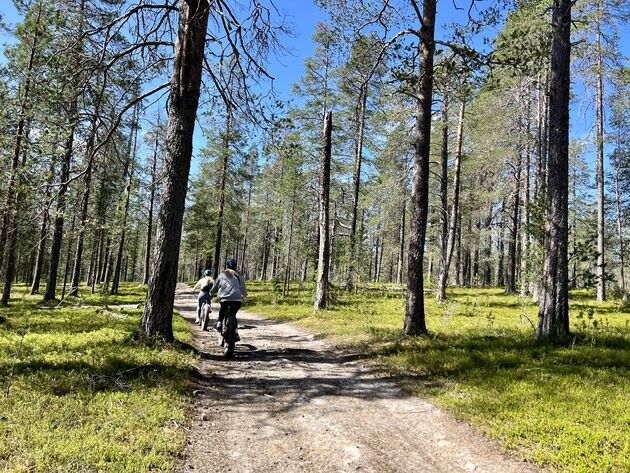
<box><xmin>191</xmin><ymin>279</ymin><xmax>202</xmax><ymax>292</ymax></box>
<box><xmin>209</xmin><ymin>275</ymin><xmax>221</xmax><ymax>297</ymax></box>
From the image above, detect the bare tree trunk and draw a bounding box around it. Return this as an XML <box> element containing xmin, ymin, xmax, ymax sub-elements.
<box><xmin>436</xmin><ymin>100</ymin><xmax>465</xmax><ymax>301</ymax></box>
<box><xmin>143</xmin><ymin>119</ymin><xmax>159</xmax><ymax>285</ymax></box>
<box><xmin>30</xmin><ymin>144</ymin><xmax>57</xmax><ymax>294</ymax></box>
<box><xmin>283</xmin><ymin>192</ymin><xmax>297</xmax><ymax>296</ymax></box>
<box><xmin>69</xmin><ymin>56</ymin><xmax>108</xmax><ymax>297</ymax></box>
<box><xmin>405</xmin><ymin>0</ymin><xmax>435</xmax><ymax>335</ymax></box>
<box><xmin>436</xmin><ymin>98</ymin><xmax>449</xmax><ymax>300</ymax></box>
<box><xmin>111</xmin><ymin>100</ymin><xmax>139</xmax><ymax>294</ymax></box>
<box><xmin>536</xmin><ymin>0</ymin><xmax>571</xmax><ymax>340</ymax></box>
<box><xmin>506</xmin><ymin>138</ymin><xmax>522</xmax><ymax>294</ymax></box>
<box><xmin>0</xmin><ymin>6</ymin><xmax>42</xmax><ymax>305</ymax></box>
<box><xmin>346</xmin><ymin>84</ymin><xmax>367</xmax><ymax>290</ymax></box>
<box><xmin>212</xmin><ymin>105</ymin><xmax>232</xmax><ymax>278</ymax></box>
<box><xmin>141</xmin><ymin>0</ymin><xmax>209</xmax><ymax>341</ymax></box>
<box><xmin>613</xmin><ymin>157</ymin><xmax>627</xmax><ymax>303</ymax></box>
<box><xmin>314</xmin><ymin>111</ymin><xmax>332</xmax><ymax>310</ymax></box>
<box><xmin>396</xmin><ymin>195</ymin><xmax>406</xmax><ymax>285</ymax></box>
<box><xmin>520</xmin><ymin>95</ymin><xmax>532</xmax><ymax>296</ymax></box>
<box><xmin>595</xmin><ymin>4</ymin><xmax>606</xmax><ymax>302</ymax></box>
<box><xmin>61</xmin><ymin>214</ymin><xmax>76</xmax><ymax>300</ymax></box>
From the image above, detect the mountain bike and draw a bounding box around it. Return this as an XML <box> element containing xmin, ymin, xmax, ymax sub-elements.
<box><xmin>219</xmin><ymin>306</ymin><xmax>238</xmax><ymax>358</ymax></box>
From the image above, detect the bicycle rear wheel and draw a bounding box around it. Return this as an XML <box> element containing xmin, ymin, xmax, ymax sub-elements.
<box><xmin>223</xmin><ymin>315</ymin><xmax>237</xmax><ymax>358</ymax></box>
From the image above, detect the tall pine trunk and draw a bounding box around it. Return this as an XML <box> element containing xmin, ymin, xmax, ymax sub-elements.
<box><xmin>346</xmin><ymin>84</ymin><xmax>367</xmax><ymax>290</ymax></box>
<box><xmin>141</xmin><ymin>1</ymin><xmax>209</xmax><ymax>341</ymax></box>
<box><xmin>595</xmin><ymin>4</ymin><xmax>606</xmax><ymax>302</ymax></box>
<box><xmin>143</xmin><ymin>126</ymin><xmax>159</xmax><ymax>285</ymax></box>
<box><xmin>212</xmin><ymin>105</ymin><xmax>232</xmax><ymax>278</ymax></box>
<box><xmin>405</xmin><ymin>0</ymin><xmax>435</xmax><ymax>335</ymax></box>
<box><xmin>314</xmin><ymin>111</ymin><xmax>332</xmax><ymax>310</ymax></box>
<box><xmin>536</xmin><ymin>0</ymin><xmax>572</xmax><ymax>340</ymax></box>
<box><xmin>436</xmin><ymin>100</ymin><xmax>464</xmax><ymax>301</ymax></box>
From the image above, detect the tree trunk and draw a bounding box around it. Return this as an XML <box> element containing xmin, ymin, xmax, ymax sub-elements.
<box><xmin>111</xmin><ymin>100</ymin><xmax>139</xmax><ymax>294</ymax></box>
<box><xmin>141</xmin><ymin>0</ymin><xmax>209</xmax><ymax>341</ymax></box>
<box><xmin>213</xmin><ymin>105</ymin><xmax>232</xmax><ymax>278</ymax></box>
<box><xmin>346</xmin><ymin>84</ymin><xmax>368</xmax><ymax>290</ymax></box>
<box><xmin>506</xmin><ymin>141</ymin><xmax>522</xmax><ymax>294</ymax></box>
<box><xmin>0</xmin><ymin>6</ymin><xmax>42</xmax><ymax>305</ymax></box>
<box><xmin>595</xmin><ymin>5</ymin><xmax>606</xmax><ymax>302</ymax></box>
<box><xmin>536</xmin><ymin>0</ymin><xmax>571</xmax><ymax>341</ymax></box>
<box><xmin>613</xmin><ymin>156</ymin><xmax>627</xmax><ymax>303</ymax></box>
<box><xmin>30</xmin><ymin>149</ymin><xmax>57</xmax><ymax>294</ymax></box>
<box><xmin>405</xmin><ymin>0</ymin><xmax>435</xmax><ymax>336</ymax></box>
<box><xmin>314</xmin><ymin>111</ymin><xmax>332</xmax><ymax>310</ymax></box>
<box><xmin>436</xmin><ymin>100</ymin><xmax>465</xmax><ymax>301</ymax></box>
<box><xmin>520</xmin><ymin>95</ymin><xmax>531</xmax><ymax>296</ymax></box>
<box><xmin>436</xmin><ymin>98</ymin><xmax>449</xmax><ymax>301</ymax></box>
<box><xmin>44</xmin><ymin>121</ymin><xmax>75</xmax><ymax>300</ymax></box>
<box><xmin>396</xmin><ymin>195</ymin><xmax>406</xmax><ymax>285</ymax></box>
<box><xmin>283</xmin><ymin>191</ymin><xmax>297</xmax><ymax>296</ymax></box>
<box><xmin>143</xmin><ymin>120</ymin><xmax>159</xmax><ymax>285</ymax></box>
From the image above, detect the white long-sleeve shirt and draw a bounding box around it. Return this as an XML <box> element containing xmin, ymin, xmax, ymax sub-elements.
<box><xmin>192</xmin><ymin>276</ymin><xmax>214</xmax><ymax>293</ymax></box>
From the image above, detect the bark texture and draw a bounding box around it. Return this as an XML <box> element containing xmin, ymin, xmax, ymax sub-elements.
<box><xmin>141</xmin><ymin>0</ymin><xmax>209</xmax><ymax>341</ymax></box>
<box><xmin>405</xmin><ymin>0</ymin><xmax>435</xmax><ymax>335</ymax></box>
<box><xmin>314</xmin><ymin>111</ymin><xmax>332</xmax><ymax>310</ymax></box>
<box><xmin>536</xmin><ymin>0</ymin><xmax>572</xmax><ymax>340</ymax></box>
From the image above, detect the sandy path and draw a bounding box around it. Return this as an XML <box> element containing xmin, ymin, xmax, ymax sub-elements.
<box><xmin>175</xmin><ymin>284</ymin><xmax>538</xmax><ymax>473</ymax></box>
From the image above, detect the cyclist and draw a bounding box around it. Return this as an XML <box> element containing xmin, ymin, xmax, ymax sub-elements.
<box><xmin>210</xmin><ymin>258</ymin><xmax>247</xmax><ymax>333</ymax></box>
<box><xmin>191</xmin><ymin>269</ymin><xmax>214</xmax><ymax>325</ymax></box>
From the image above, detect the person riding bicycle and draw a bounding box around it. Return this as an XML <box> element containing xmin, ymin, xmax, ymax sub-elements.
<box><xmin>210</xmin><ymin>258</ymin><xmax>247</xmax><ymax>334</ymax></box>
<box><xmin>191</xmin><ymin>269</ymin><xmax>214</xmax><ymax>325</ymax></box>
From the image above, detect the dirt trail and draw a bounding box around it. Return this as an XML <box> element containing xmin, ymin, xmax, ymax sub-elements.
<box><xmin>176</xmin><ymin>284</ymin><xmax>538</xmax><ymax>473</ymax></box>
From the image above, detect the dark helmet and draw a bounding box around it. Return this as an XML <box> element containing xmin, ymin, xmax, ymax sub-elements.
<box><xmin>203</xmin><ymin>269</ymin><xmax>212</xmax><ymax>277</ymax></box>
<box><xmin>225</xmin><ymin>258</ymin><xmax>237</xmax><ymax>270</ymax></box>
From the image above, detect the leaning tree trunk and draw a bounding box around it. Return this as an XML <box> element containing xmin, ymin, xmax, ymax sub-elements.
<box><xmin>595</xmin><ymin>5</ymin><xmax>606</xmax><ymax>302</ymax></box>
<box><xmin>314</xmin><ymin>111</ymin><xmax>332</xmax><ymax>310</ymax></box>
<box><xmin>536</xmin><ymin>0</ymin><xmax>572</xmax><ymax>341</ymax></box>
<box><xmin>405</xmin><ymin>0</ymin><xmax>435</xmax><ymax>335</ymax></box>
<box><xmin>141</xmin><ymin>0</ymin><xmax>209</xmax><ymax>341</ymax></box>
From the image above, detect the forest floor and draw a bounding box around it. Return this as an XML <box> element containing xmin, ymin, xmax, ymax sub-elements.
<box><xmin>177</xmin><ymin>283</ymin><xmax>538</xmax><ymax>473</ymax></box>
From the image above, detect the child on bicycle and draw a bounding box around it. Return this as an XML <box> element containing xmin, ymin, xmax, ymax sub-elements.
<box><xmin>210</xmin><ymin>258</ymin><xmax>247</xmax><ymax>334</ymax></box>
<box><xmin>191</xmin><ymin>269</ymin><xmax>214</xmax><ymax>325</ymax></box>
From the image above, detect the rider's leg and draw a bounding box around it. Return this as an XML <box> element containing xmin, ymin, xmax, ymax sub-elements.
<box><xmin>228</xmin><ymin>301</ymin><xmax>242</xmax><ymax>340</ymax></box>
<box><xmin>216</xmin><ymin>301</ymin><xmax>227</xmax><ymax>330</ymax></box>
<box><xmin>195</xmin><ymin>292</ymin><xmax>204</xmax><ymax>323</ymax></box>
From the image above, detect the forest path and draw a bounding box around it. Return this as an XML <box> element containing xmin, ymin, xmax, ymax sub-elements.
<box><xmin>175</xmin><ymin>283</ymin><xmax>538</xmax><ymax>473</ymax></box>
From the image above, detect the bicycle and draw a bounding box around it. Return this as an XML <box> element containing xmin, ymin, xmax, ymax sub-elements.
<box><xmin>218</xmin><ymin>306</ymin><xmax>238</xmax><ymax>358</ymax></box>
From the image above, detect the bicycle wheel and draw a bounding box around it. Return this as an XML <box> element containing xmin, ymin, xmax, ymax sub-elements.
<box><xmin>223</xmin><ymin>315</ymin><xmax>237</xmax><ymax>358</ymax></box>
<box><xmin>200</xmin><ymin>302</ymin><xmax>211</xmax><ymax>331</ymax></box>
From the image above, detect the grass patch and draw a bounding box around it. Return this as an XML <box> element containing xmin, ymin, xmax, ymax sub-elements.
<box><xmin>246</xmin><ymin>282</ymin><xmax>630</xmax><ymax>472</ymax></box>
<box><xmin>0</xmin><ymin>283</ymin><xmax>195</xmax><ymax>472</ymax></box>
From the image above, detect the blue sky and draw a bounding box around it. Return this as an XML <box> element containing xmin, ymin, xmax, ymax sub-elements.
<box><xmin>1</xmin><ymin>0</ymin><xmax>628</xmax><ymax>175</ymax></box>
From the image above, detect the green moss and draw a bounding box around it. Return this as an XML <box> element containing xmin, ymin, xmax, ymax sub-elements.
<box><xmin>246</xmin><ymin>282</ymin><xmax>630</xmax><ymax>472</ymax></box>
<box><xmin>0</xmin><ymin>283</ymin><xmax>195</xmax><ymax>472</ymax></box>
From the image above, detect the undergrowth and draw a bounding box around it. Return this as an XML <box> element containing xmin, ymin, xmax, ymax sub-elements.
<box><xmin>246</xmin><ymin>282</ymin><xmax>630</xmax><ymax>473</ymax></box>
<box><xmin>0</xmin><ymin>283</ymin><xmax>195</xmax><ymax>472</ymax></box>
